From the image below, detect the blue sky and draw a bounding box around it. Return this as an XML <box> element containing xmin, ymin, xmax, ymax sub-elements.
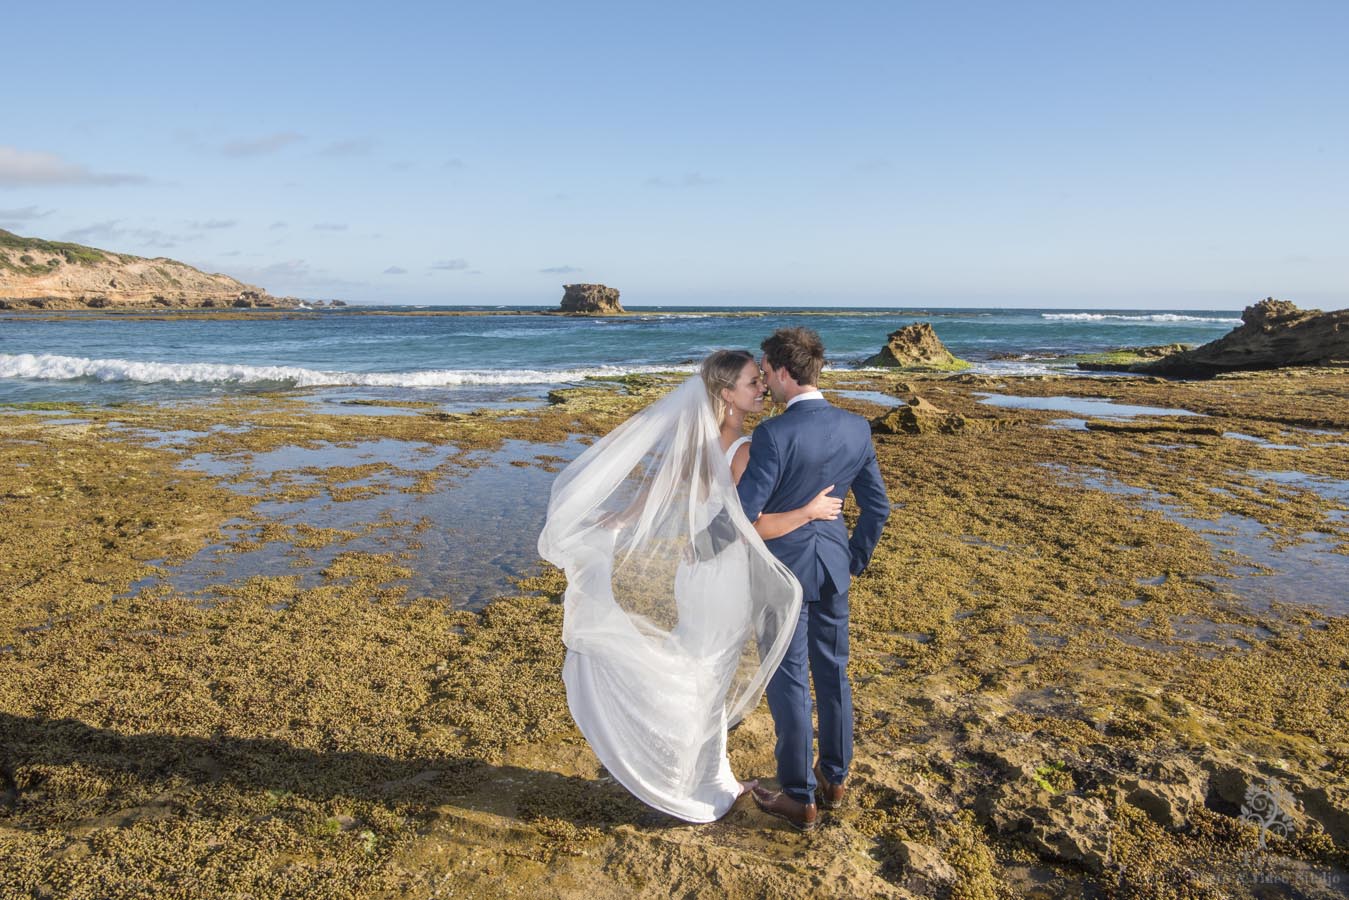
<box><xmin>3</xmin><ymin>1</ymin><xmax>1345</xmax><ymax>308</ymax></box>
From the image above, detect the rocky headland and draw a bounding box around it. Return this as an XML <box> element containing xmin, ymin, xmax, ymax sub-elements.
<box><xmin>0</xmin><ymin>229</ymin><xmax>335</xmax><ymax>310</ymax></box>
<box><xmin>1079</xmin><ymin>298</ymin><xmax>1349</xmax><ymax>376</ymax></box>
<box><xmin>863</xmin><ymin>322</ymin><xmax>970</xmax><ymax>370</ymax></box>
<box><xmin>557</xmin><ymin>283</ymin><xmax>624</xmax><ymax>314</ymax></box>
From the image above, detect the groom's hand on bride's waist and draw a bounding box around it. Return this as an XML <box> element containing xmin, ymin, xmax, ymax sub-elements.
<box><xmin>690</xmin><ymin>508</ymin><xmax>738</xmax><ymax>561</ymax></box>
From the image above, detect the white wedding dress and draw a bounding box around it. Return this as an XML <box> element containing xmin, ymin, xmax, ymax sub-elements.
<box><xmin>538</xmin><ymin>380</ymin><xmax>800</xmax><ymax>823</ymax></box>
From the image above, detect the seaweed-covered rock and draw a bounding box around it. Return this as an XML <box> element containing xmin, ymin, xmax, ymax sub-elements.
<box><xmin>1075</xmin><ymin>344</ymin><xmax>1194</xmax><ymax>371</ymax></box>
<box><xmin>1115</xmin><ymin>757</ymin><xmax>1207</xmax><ymax>831</ymax></box>
<box><xmin>863</xmin><ymin>323</ymin><xmax>969</xmax><ymax>370</ymax></box>
<box><xmin>975</xmin><ymin>789</ymin><xmax>1113</xmax><ymax>872</ymax></box>
<box><xmin>894</xmin><ymin>840</ymin><xmax>958</xmax><ymax>887</ymax></box>
<box><xmin>558</xmin><ymin>283</ymin><xmax>623</xmax><ymax>314</ymax></box>
<box><xmin>1082</xmin><ymin>299</ymin><xmax>1349</xmax><ymax>377</ymax></box>
<box><xmin>871</xmin><ymin>395</ymin><xmax>1016</xmax><ymax>435</ymax></box>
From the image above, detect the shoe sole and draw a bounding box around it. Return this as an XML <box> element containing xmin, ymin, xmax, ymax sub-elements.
<box><xmin>773</xmin><ymin>813</ymin><xmax>818</xmax><ymax>832</ymax></box>
<box><xmin>752</xmin><ymin>799</ymin><xmax>818</xmax><ymax>832</ymax></box>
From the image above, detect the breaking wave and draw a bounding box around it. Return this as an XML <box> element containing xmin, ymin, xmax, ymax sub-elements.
<box><xmin>0</xmin><ymin>353</ymin><xmax>694</xmax><ymax>388</ymax></box>
<box><xmin>1041</xmin><ymin>313</ymin><xmax>1239</xmax><ymax>324</ymax></box>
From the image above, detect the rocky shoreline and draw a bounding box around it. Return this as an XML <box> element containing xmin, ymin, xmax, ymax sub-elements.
<box><xmin>1078</xmin><ymin>299</ymin><xmax>1349</xmax><ymax>377</ymax></box>
<box><xmin>1</xmin><ymin>370</ymin><xmax>1347</xmax><ymax>898</ymax></box>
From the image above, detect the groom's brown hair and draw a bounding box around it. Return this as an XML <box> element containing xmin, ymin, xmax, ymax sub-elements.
<box><xmin>761</xmin><ymin>327</ymin><xmax>825</xmax><ymax>387</ymax></box>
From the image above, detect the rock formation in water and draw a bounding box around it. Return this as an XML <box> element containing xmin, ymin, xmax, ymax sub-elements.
<box><xmin>870</xmin><ymin>391</ymin><xmax>1021</xmax><ymax>435</ymax></box>
<box><xmin>558</xmin><ymin>283</ymin><xmax>623</xmax><ymax>314</ymax></box>
<box><xmin>0</xmin><ymin>229</ymin><xmax>320</xmax><ymax>310</ymax></box>
<box><xmin>863</xmin><ymin>322</ymin><xmax>970</xmax><ymax>370</ymax></box>
<box><xmin>1072</xmin><ymin>343</ymin><xmax>1194</xmax><ymax>371</ymax></box>
<box><xmin>1079</xmin><ymin>298</ymin><xmax>1349</xmax><ymax>377</ymax></box>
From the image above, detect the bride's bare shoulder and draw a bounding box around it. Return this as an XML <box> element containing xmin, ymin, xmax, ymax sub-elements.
<box><xmin>730</xmin><ymin>440</ymin><xmax>752</xmax><ymax>483</ymax></box>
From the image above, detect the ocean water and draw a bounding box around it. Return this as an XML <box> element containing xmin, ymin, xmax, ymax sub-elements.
<box><xmin>0</xmin><ymin>306</ymin><xmax>1244</xmax><ymax>406</ymax></box>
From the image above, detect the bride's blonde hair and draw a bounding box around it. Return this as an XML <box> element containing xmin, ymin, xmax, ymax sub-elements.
<box><xmin>700</xmin><ymin>349</ymin><xmax>755</xmax><ymax>426</ymax></box>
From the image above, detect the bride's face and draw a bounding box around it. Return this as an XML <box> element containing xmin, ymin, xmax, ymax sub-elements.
<box><xmin>722</xmin><ymin>359</ymin><xmax>767</xmax><ymax>419</ymax></box>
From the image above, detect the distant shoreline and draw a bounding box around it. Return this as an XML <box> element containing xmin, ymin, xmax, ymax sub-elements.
<box><xmin>0</xmin><ymin>305</ymin><xmax>1248</xmax><ymax>322</ymax></box>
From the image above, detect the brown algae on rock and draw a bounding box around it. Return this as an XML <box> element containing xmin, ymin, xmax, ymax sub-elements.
<box><xmin>2</xmin><ymin>369</ymin><xmax>1348</xmax><ymax>897</ymax></box>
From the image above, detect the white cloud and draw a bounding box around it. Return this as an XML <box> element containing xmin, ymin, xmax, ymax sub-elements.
<box><xmin>213</xmin><ymin>258</ymin><xmax>368</xmax><ymax>297</ymax></box>
<box><xmin>0</xmin><ymin>205</ymin><xmax>52</xmax><ymax>222</ymax></box>
<box><xmin>318</xmin><ymin>138</ymin><xmax>376</xmax><ymax>157</ymax></box>
<box><xmin>853</xmin><ymin>159</ymin><xmax>893</xmax><ymax>174</ymax></box>
<box><xmin>62</xmin><ymin>221</ymin><xmax>123</xmax><ymax>242</ymax></box>
<box><xmin>0</xmin><ymin>146</ymin><xmax>147</xmax><ymax>187</ymax></box>
<box><xmin>61</xmin><ymin>220</ymin><xmax>189</xmax><ymax>250</ymax></box>
<box><xmin>383</xmin><ymin>266</ymin><xmax>408</xmax><ymax>275</ymax></box>
<box><xmin>221</xmin><ymin>132</ymin><xmax>305</xmax><ymax>158</ymax></box>
<box><xmin>431</xmin><ymin>258</ymin><xmax>469</xmax><ymax>270</ymax></box>
<box><xmin>645</xmin><ymin>172</ymin><xmax>717</xmax><ymax>188</ymax></box>
<box><xmin>539</xmin><ymin>265</ymin><xmax>583</xmax><ymax>274</ymax></box>
<box><xmin>313</xmin><ymin>223</ymin><xmax>348</xmax><ymax>231</ymax></box>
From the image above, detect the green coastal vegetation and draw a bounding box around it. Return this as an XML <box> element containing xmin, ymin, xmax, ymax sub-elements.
<box><xmin>0</xmin><ymin>229</ymin><xmax>136</xmax><ymax>274</ymax></box>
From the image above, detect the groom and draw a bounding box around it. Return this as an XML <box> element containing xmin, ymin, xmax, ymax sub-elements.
<box><xmin>736</xmin><ymin>327</ymin><xmax>891</xmax><ymax>831</ymax></box>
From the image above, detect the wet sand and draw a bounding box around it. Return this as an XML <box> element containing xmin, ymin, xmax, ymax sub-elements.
<box><xmin>2</xmin><ymin>369</ymin><xmax>1348</xmax><ymax>898</ymax></box>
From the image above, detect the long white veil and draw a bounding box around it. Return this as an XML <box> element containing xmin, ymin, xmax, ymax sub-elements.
<box><xmin>537</xmin><ymin>375</ymin><xmax>802</xmax><ymax>820</ymax></box>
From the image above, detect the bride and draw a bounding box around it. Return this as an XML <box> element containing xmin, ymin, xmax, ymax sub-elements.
<box><xmin>537</xmin><ymin>350</ymin><xmax>841</xmax><ymax>822</ymax></box>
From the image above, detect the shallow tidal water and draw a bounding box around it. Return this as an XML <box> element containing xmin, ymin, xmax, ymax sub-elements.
<box><xmin>1047</xmin><ymin>463</ymin><xmax>1349</xmax><ymax>616</ymax></box>
<box><xmin>4</xmin><ymin>367</ymin><xmax>1349</xmax><ymax>900</ymax></box>
<box><xmin>120</xmin><ymin>434</ymin><xmax>587</xmax><ymax>608</ymax></box>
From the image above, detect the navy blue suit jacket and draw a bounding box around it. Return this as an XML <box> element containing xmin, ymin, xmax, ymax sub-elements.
<box><xmin>736</xmin><ymin>397</ymin><xmax>891</xmax><ymax>599</ymax></box>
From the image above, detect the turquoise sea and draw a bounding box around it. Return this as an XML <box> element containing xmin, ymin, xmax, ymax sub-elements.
<box><xmin>0</xmin><ymin>306</ymin><xmax>1244</xmax><ymax>406</ymax></box>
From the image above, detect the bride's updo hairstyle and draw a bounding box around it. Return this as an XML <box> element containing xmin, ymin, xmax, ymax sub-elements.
<box><xmin>699</xmin><ymin>349</ymin><xmax>755</xmax><ymax>426</ymax></box>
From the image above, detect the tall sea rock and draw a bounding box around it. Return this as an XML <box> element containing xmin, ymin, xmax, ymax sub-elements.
<box><xmin>558</xmin><ymin>283</ymin><xmax>623</xmax><ymax>314</ymax></box>
<box><xmin>863</xmin><ymin>323</ymin><xmax>970</xmax><ymax>370</ymax></box>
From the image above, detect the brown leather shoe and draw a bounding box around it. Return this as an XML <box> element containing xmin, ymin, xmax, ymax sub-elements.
<box><xmin>813</xmin><ymin>762</ymin><xmax>846</xmax><ymax>809</ymax></box>
<box><xmin>751</xmin><ymin>785</ymin><xmax>818</xmax><ymax>831</ymax></box>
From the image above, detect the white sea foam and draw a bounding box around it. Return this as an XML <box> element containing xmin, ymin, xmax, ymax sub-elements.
<box><xmin>969</xmin><ymin>361</ymin><xmax>1067</xmax><ymax>377</ymax></box>
<box><xmin>474</xmin><ymin>328</ymin><xmax>547</xmax><ymax>339</ymax></box>
<box><xmin>1041</xmin><ymin>313</ymin><xmax>1240</xmax><ymax>324</ymax></box>
<box><xmin>0</xmin><ymin>353</ymin><xmax>694</xmax><ymax>388</ymax></box>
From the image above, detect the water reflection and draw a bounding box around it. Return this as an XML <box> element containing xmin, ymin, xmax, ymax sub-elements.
<box><xmin>1042</xmin><ymin>463</ymin><xmax>1349</xmax><ymax>615</ymax></box>
<box><xmin>976</xmin><ymin>393</ymin><xmax>1202</xmax><ymax>418</ymax></box>
<box><xmin>123</xmin><ymin>436</ymin><xmax>587</xmax><ymax>609</ymax></box>
<box><xmin>829</xmin><ymin>390</ymin><xmax>906</xmax><ymax>408</ymax></box>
